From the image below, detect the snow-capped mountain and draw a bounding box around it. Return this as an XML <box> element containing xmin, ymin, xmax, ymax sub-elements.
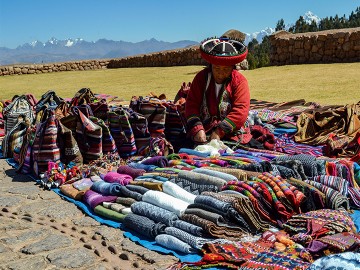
<box><xmin>303</xmin><ymin>11</ymin><xmax>321</xmax><ymax>25</ymax></box>
<box><xmin>244</xmin><ymin>27</ymin><xmax>275</xmax><ymax>45</ymax></box>
<box><xmin>0</xmin><ymin>38</ymin><xmax>198</xmax><ymax>65</ymax></box>
<box><xmin>243</xmin><ymin>11</ymin><xmax>321</xmax><ymax>45</ymax></box>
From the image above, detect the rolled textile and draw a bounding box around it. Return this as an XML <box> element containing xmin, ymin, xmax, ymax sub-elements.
<box><xmin>94</xmin><ymin>205</ymin><xmax>126</xmax><ymax>222</ymax></box>
<box><xmin>103</xmin><ymin>202</ymin><xmax>126</xmax><ymax>213</ymax></box>
<box><xmin>312</xmin><ymin>175</ymin><xmax>349</xmax><ymax>196</ymax></box>
<box><xmin>142</xmin><ymin>190</ymin><xmax>189</xmax><ymax>217</ymax></box>
<box><xmin>178</xmin><ymin>148</ymin><xmax>211</xmax><ymax>158</ymax></box>
<box><xmin>103</xmin><ymin>171</ymin><xmax>132</xmax><ymax>185</ymax></box>
<box><xmin>117</xmin><ymin>165</ymin><xmax>145</xmax><ymax>179</ymax></box>
<box><xmin>192</xmin><ymin>168</ymin><xmax>237</xmax><ymax>182</ymax></box>
<box><xmin>184</xmin><ymin>207</ymin><xmax>244</xmax><ymax>231</ymax></box>
<box><xmin>173</xmin><ymin>220</ymin><xmax>204</xmax><ymax>237</ymax></box>
<box><xmin>121</xmin><ymin>208</ymin><xmax>132</xmax><ymax>215</ymax></box>
<box><xmin>141</xmin><ymin>156</ymin><xmax>169</xmax><ymax>168</ymax></box>
<box><xmin>118</xmin><ymin>185</ymin><xmax>143</xmax><ymax>201</ymax></box>
<box><xmin>274</xmin><ymin>154</ymin><xmax>318</xmax><ymax>178</ymax></box>
<box><xmin>116</xmin><ymin>197</ymin><xmax>137</xmax><ymax>206</ymax></box>
<box><xmin>218</xmin><ymin>190</ymin><xmax>270</xmax><ymax>232</ymax></box>
<box><xmin>125</xmin><ymin>184</ymin><xmax>149</xmax><ymax>195</ymax></box>
<box><xmin>128</xmin><ymin>162</ymin><xmax>157</xmax><ymax>172</ymax></box>
<box><xmin>164</xmin><ymin>227</ymin><xmax>230</xmax><ymax>250</ymax></box>
<box><xmin>155</xmin><ymin>234</ymin><xmax>197</xmax><ymax>254</ymax></box>
<box><xmin>305</xmin><ymin>180</ymin><xmax>349</xmax><ymax>210</ymax></box>
<box><xmin>131</xmin><ymin>201</ymin><xmax>178</xmax><ymax>226</ymax></box>
<box><xmin>83</xmin><ymin>190</ymin><xmax>117</xmax><ymax>209</ymax></box>
<box><xmin>193</xmin><ymin>195</ymin><xmax>251</xmax><ymax>232</ymax></box>
<box><xmin>177</xmin><ymin>170</ymin><xmax>226</xmax><ymax>189</ymax></box>
<box><xmin>123</xmin><ymin>213</ymin><xmax>166</xmax><ymax>239</ymax></box>
<box><xmin>205</xmin><ymin>167</ymin><xmax>247</xmax><ymax>181</ymax></box>
<box><xmin>90</xmin><ymin>175</ymin><xmax>103</xmax><ymax>182</ymax></box>
<box><xmin>129</xmin><ymin>180</ymin><xmax>163</xmax><ymax>191</ymax></box>
<box><xmin>72</xmin><ymin>178</ymin><xmax>93</xmax><ymax>191</ymax></box>
<box><xmin>60</xmin><ymin>183</ymin><xmax>86</xmax><ymax>201</ymax></box>
<box><xmin>170</xmin><ymin>177</ymin><xmax>219</xmax><ymax>195</ymax></box>
<box><xmin>181</xmin><ymin>213</ymin><xmax>246</xmax><ymax>240</ymax></box>
<box><xmin>162</xmin><ymin>181</ymin><xmax>196</xmax><ymax>204</ymax></box>
<box><xmin>136</xmin><ymin>174</ymin><xmax>169</xmax><ymax>182</ymax></box>
<box><xmin>91</xmin><ymin>180</ymin><xmax>122</xmax><ymax>196</ymax></box>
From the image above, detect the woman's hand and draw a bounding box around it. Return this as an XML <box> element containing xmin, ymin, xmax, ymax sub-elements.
<box><xmin>193</xmin><ymin>130</ymin><xmax>207</xmax><ymax>143</ymax></box>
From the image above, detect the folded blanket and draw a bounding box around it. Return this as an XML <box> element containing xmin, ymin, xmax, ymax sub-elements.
<box><xmin>91</xmin><ymin>180</ymin><xmax>122</xmax><ymax>196</ymax></box>
<box><xmin>125</xmin><ymin>184</ymin><xmax>149</xmax><ymax>195</ymax></box>
<box><xmin>118</xmin><ymin>185</ymin><xmax>143</xmax><ymax>201</ymax></box>
<box><xmin>131</xmin><ymin>201</ymin><xmax>178</xmax><ymax>226</ymax></box>
<box><xmin>103</xmin><ymin>202</ymin><xmax>126</xmax><ymax>213</ymax></box>
<box><xmin>155</xmin><ymin>234</ymin><xmax>197</xmax><ymax>254</ymax></box>
<box><xmin>164</xmin><ymin>226</ymin><xmax>230</xmax><ymax>250</ymax></box>
<box><xmin>141</xmin><ymin>156</ymin><xmax>169</xmax><ymax>167</ymax></box>
<box><xmin>177</xmin><ymin>170</ymin><xmax>227</xmax><ymax>188</ymax></box>
<box><xmin>116</xmin><ymin>197</ymin><xmax>137</xmax><ymax>206</ymax></box>
<box><xmin>94</xmin><ymin>205</ymin><xmax>126</xmax><ymax>222</ymax></box>
<box><xmin>192</xmin><ymin>168</ymin><xmax>237</xmax><ymax>182</ymax></box>
<box><xmin>173</xmin><ymin>220</ymin><xmax>204</xmax><ymax>237</ymax></box>
<box><xmin>123</xmin><ymin>213</ymin><xmax>166</xmax><ymax>239</ymax></box>
<box><xmin>204</xmin><ymin>167</ymin><xmax>247</xmax><ymax>181</ymax></box>
<box><xmin>129</xmin><ymin>180</ymin><xmax>163</xmax><ymax>191</ymax></box>
<box><xmin>162</xmin><ymin>181</ymin><xmax>196</xmax><ymax>204</ymax></box>
<box><xmin>59</xmin><ymin>183</ymin><xmax>86</xmax><ymax>201</ymax></box>
<box><xmin>170</xmin><ymin>177</ymin><xmax>219</xmax><ymax>195</ymax></box>
<box><xmin>117</xmin><ymin>165</ymin><xmax>145</xmax><ymax>179</ymax></box>
<box><xmin>103</xmin><ymin>171</ymin><xmax>132</xmax><ymax>185</ymax></box>
<box><xmin>72</xmin><ymin>178</ymin><xmax>93</xmax><ymax>191</ymax></box>
<box><xmin>142</xmin><ymin>190</ymin><xmax>189</xmax><ymax>217</ymax></box>
<box><xmin>83</xmin><ymin>190</ymin><xmax>117</xmax><ymax>209</ymax></box>
<box><xmin>128</xmin><ymin>162</ymin><xmax>157</xmax><ymax>172</ymax></box>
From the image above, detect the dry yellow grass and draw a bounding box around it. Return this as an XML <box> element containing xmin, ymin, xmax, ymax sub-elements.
<box><xmin>0</xmin><ymin>63</ymin><xmax>359</xmax><ymax>106</ymax></box>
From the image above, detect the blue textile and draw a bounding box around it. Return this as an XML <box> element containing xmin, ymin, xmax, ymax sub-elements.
<box><xmin>128</xmin><ymin>162</ymin><xmax>158</xmax><ymax>172</ymax></box>
<box><xmin>273</xmin><ymin>127</ymin><xmax>297</xmax><ymax>136</ymax></box>
<box><xmin>178</xmin><ymin>148</ymin><xmax>211</xmax><ymax>158</ymax></box>
<box><xmin>52</xmin><ymin>188</ymin><xmax>201</xmax><ymax>263</ymax></box>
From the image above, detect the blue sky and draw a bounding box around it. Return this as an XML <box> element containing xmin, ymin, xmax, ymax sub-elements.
<box><xmin>0</xmin><ymin>0</ymin><xmax>359</xmax><ymax>48</ymax></box>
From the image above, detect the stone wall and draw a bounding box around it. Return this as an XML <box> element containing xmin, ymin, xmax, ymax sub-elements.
<box><xmin>269</xmin><ymin>27</ymin><xmax>360</xmax><ymax>65</ymax></box>
<box><xmin>0</xmin><ymin>60</ymin><xmax>110</xmax><ymax>76</ymax></box>
<box><xmin>0</xmin><ymin>46</ymin><xmax>206</xmax><ymax>76</ymax></box>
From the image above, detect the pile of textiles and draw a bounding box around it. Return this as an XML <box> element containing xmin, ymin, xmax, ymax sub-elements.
<box><xmin>2</xmin><ymin>93</ymin><xmax>360</xmax><ymax>269</ymax></box>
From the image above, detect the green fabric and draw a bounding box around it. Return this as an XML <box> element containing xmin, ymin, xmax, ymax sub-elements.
<box><xmin>94</xmin><ymin>205</ymin><xmax>127</xmax><ymax>222</ymax></box>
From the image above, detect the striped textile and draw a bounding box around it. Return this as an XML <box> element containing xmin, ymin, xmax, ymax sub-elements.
<box><xmin>123</xmin><ymin>213</ymin><xmax>166</xmax><ymax>239</ymax></box>
<box><xmin>275</xmin><ymin>134</ymin><xmax>325</xmax><ymax>157</ymax></box>
<box><xmin>192</xmin><ymin>168</ymin><xmax>237</xmax><ymax>182</ymax></box>
<box><xmin>3</xmin><ymin>95</ymin><xmax>35</xmax><ymax>135</ymax></box>
<box><xmin>204</xmin><ymin>167</ymin><xmax>248</xmax><ymax>181</ymax></box>
<box><xmin>32</xmin><ymin>110</ymin><xmax>61</xmax><ymax>175</ymax></box>
<box><xmin>89</xmin><ymin>116</ymin><xmax>117</xmax><ymax>154</ymax></box>
<box><xmin>130</xmin><ymin>201</ymin><xmax>178</xmax><ymax>226</ymax></box>
<box><xmin>75</xmin><ymin>110</ymin><xmax>102</xmax><ymax>162</ymax></box>
<box><xmin>1</xmin><ymin>120</ymin><xmax>28</xmax><ymax>158</ymax></box>
<box><xmin>130</xmin><ymin>97</ymin><xmax>167</xmax><ymax>137</ymax></box>
<box><xmin>305</xmin><ymin>180</ymin><xmax>349</xmax><ymax>210</ymax></box>
<box><xmin>127</xmin><ymin>109</ymin><xmax>151</xmax><ymax>155</ymax></box>
<box><xmin>155</xmin><ymin>234</ymin><xmax>197</xmax><ymax>254</ymax></box>
<box><xmin>164</xmin><ymin>227</ymin><xmax>230</xmax><ymax>250</ymax></box>
<box><xmin>312</xmin><ymin>175</ymin><xmax>349</xmax><ymax>196</ymax></box>
<box><xmin>108</xmin><ymin>108</ymin><xmax>137</xmax><ymax>157</ymax></box>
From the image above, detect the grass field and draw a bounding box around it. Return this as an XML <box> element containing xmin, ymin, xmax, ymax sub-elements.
<box><xmin>1</xmin><ymin>62</ymin><xmax>359</xmax><ymax>106</ymax></box>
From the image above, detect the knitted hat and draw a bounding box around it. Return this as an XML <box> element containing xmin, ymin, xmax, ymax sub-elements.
<box><xmin>200</xmin><ymin>37</ymin><xmax>248</xmax><ymax>66</ymax></box>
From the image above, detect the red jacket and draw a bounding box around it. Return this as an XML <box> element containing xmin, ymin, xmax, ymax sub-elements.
<box><xmin>185</xmin><ymin>68</ymin><xmax>250</xmax><ymax>138</ymax></box>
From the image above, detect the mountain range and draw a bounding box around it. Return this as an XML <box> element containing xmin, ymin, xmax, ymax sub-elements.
<box><xmin>0</xmin><ymin>11</ymin><xmax>320</xmax><ymax>66</ymax></box>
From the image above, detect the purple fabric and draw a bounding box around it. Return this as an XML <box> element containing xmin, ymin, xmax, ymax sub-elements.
<box><xmin>117</xmin><ymin>165</ymin><xmax>145</xmax><ymax>179</ymax></box>
<box><xmin>103</xmin><ymin>171</ymin><xmax>132</xmax><ymax>185</ymax></box>
<box><xmin>141</xmin><ymin>156</ymin><xmax>169</xmax><ymax>168</ymax></box>
<box><xmin>82</xmin><ymin>190</ymin><xmax>117</xmax><ymax>209</ymax></box>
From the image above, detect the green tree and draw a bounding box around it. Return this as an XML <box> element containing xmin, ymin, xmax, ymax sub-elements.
<box><xmin>275</xmin><ymin>19</ymin><xmax>286</xmax><ymax>31</ymax></box>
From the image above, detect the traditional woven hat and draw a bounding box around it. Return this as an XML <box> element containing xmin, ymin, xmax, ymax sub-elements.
<box><xmin>200</xmin><ymin>37</ymin><xmax>248</xmax><ymax>66</ymax></box>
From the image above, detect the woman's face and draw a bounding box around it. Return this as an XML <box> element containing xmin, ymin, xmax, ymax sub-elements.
<box><xmin>212</xmin><ymin>64</ymin><xmax>233</xmax><ymax>84</ymax></box>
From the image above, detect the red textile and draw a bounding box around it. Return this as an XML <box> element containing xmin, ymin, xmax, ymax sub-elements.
<box><xmin>185</xmin><ymin>68</ymin><xmax>250</xmax><ymax>136</ymax></box>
